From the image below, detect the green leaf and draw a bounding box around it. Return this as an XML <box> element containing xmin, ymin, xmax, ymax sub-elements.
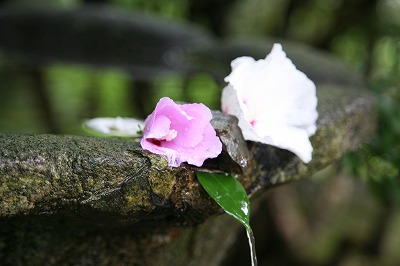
<box><xmin>196</xmin><ymin>172</ymin><xmax>251</xmax><ymax>233</ymax></box>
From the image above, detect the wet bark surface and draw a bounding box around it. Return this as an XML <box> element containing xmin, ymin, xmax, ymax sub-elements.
<box><xmin>0</xmin><ymin>84</ymin><xmax>375</xmax><ymax>265</ymax></box>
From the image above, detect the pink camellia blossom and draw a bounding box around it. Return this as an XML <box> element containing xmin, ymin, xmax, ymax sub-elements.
<box><xmin>222</xmin><ymin>43</ymin><xmax>318</xmax><ymax>163</ymax></box>
<box><xmin>140</xmin><ymin>97</ymin><xmax>223</xmax><ymax>167</ymax></box>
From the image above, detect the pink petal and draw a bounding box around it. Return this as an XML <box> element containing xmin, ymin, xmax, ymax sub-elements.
<box><xmin>144</xmin><ymin>115</ymin><xmax>171</xmax><ymax>139</ymax></box>
<box><xmin>141</xmin><ymin>97</ymin><xmax>222</xmax><ymax>167</ymax></box>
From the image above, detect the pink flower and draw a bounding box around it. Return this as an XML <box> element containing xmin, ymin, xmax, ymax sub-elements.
<box><xmin>222</xmin><ymin>44</ymin><xmax>318</xmax><ymax>163</ymax></box>
<box><xmin>140</xmin><ymin>97</ymin><xmax>223</xmax><ymax>167</ymax></box>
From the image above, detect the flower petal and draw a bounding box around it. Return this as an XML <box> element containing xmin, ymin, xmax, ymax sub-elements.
<box><xmin>222</xmin><ymin>43</ymin><xmax>318</xmax><ymax>163</ymax></box>
<box><xmin>84</xmin><ymin>117</ymin><xmax>144</xmax><ymax>137</ymax></box>
<box><xmin>141</xmin><ymin>97</ymin><xmax>222</xmax><ymax>167</ymax></box>
<box><xmin>144</xmin><ymin>115</ymin><xmax>171</xmax><ymax>139</ymax></box>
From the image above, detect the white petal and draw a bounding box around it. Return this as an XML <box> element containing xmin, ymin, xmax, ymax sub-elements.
<box><xmin>84</xmin><ymin>117</ymin><xmax>145</xmax><ymax>137</ymax></box>
<box><xmin>259</xmin><ymin>126</ymin><xmax>313</xmax><ymax>163</ymax></box>
<box><xmin>221</xmin><ymin>43</ymin><xmax>318</xmax><ymax>163</ymax></box>
<box><xmin>222</xmin><ymin>85</ymin><xmax>272</xmax><ymax>143</ymax></box>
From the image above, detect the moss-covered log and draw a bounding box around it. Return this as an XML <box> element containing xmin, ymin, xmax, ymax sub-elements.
<box><xmin>1</xmin><ymin>84</ymin><xmax>375</xmax><ymax>223</ymax></box>
<box><xmin>0</xmin><ymin>113</ymin><xmax>250</xmax><ymax>229</ymax></box>
<box><xmin>0</xmin><ymin>84</ymin><xmax>375</xmax><ymax>265</ymax></box>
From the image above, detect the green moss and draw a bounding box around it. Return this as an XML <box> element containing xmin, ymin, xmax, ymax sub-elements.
<box><xmin>147</xmin><ymin>155</ymin><xmax>177</xmax><ymax>200</ymax></box>
<box><xmin>121</xmin><ymin>184</ymin><xmax>154</xmax><ymax>213</ymax></box>
<box><xmin>0</xmin><ymin>174</ymin><xmax>53</xmax><ymax>216</ymax></box>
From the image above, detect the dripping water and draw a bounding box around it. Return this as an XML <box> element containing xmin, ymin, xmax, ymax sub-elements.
<box><xmin>246</xmin><ymin>230</ymin><xmax>258</xmax><ymax>266</ymax></box>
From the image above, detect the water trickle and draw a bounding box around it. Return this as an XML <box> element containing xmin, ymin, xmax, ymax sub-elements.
<box><xmin>246</xmin><ymin>229</ymin><xmax>258</xmax><ymax>266</ymax></box>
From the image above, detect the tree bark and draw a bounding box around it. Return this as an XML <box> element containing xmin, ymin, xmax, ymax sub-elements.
<box><xmin>0</xmin><ymin>85</ymin><xmax>375</xmax><ymax>225</ymax></box>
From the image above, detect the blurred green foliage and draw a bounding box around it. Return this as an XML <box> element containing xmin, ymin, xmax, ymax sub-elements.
<box><xmin>343</xmin><ymin>38</ymin><xmax>400</xmax><ymax>207</ymax></box>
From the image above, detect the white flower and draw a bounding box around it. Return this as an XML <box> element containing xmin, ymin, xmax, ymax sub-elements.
<box><xmin>84</xmin><ymin>117</ymin><xmax>145</xmax><ymax>137</ymax></box>
<box><xmin>221</xmin><ymin>43</ymin><xmax>318</xmax><ymax>163</ymax></box>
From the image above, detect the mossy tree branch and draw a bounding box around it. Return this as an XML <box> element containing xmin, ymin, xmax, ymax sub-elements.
<box><xmin>0</xmin><ymin>85</ymin><xmax>376</xmax><ymax>230</ymax></box>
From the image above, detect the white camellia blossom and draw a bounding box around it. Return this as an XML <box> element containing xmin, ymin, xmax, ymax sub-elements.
<box><xmin>84</xmin><ymin>117</ymin><xmax>145</xmax><ymax>137</ymax></box>
<box><xmin>221</xmin><ymin>43</ymin><xmax>318</xmax><ymax>163</ymax></box>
